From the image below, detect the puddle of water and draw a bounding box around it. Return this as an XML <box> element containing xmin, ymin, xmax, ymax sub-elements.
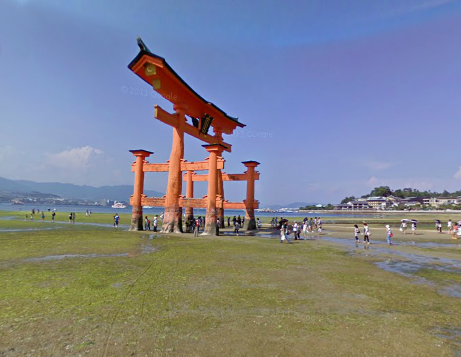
<box><xmin>142</xmin><ymin>234</ymin><xmax>162</xmax><ymax>240</ymax></box>
<box><xmin>140</xmin><ymin>245</ymin><xmax>156</xmax><ymax>253</ymax></box>
<box><xmin>23</xmin><ymin>244</ymin><xmax>157</xmax><ymax>262</ymax></box>
<box><xmin>401</xmin><ymin>241</ymin><xmax>461</xmax><ymax>249</ymax></box>
<box><xmin>0</xmin><ymin>227</ymin><xmax>63</xmax><ymax>232</ymax></box>
<box><xmin>0</xmin><ymin>215</ymin><xmax>130</xmax><ymax>229</ymax></box>
<box><xmin>375</xmin><ymin>260</ymin><xmax>423</xmax><ymax>276</ymax></box>
<box><xmin>24</xmin><ymin>253</ymin><xmax>129</xmax><ymax>262</ymax></box>
<box><xmin>0</xmin><ymin>216</ymin><xmax>18</xmax><ymax>220</ymax></box>
<box><xmin>323</xmin><ymin>237</ymin><xmax>461</xmax><ymax>268</ymax></box>
<box><xmin>71</xmin><ymin>221</ymin><xmax>130</xmax><ymax>229</ymax></box>
<box><xmin>321</xmin><ymin>236</ymin><xmax>461</xmax><ymax>299</ymax></box>
<box><xmin>440</xmin><ymin>285</ymin><xmax>461</xmax><ymax>299</ymax></box>
<box><xmin>434</xmin><ymin>327</ymin><xmax>461</xmax><ymax>356</ymax></box>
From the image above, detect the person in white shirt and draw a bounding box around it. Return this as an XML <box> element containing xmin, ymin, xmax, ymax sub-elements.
<box><xmin>363</xmin><ymin>222</ymin><xmax>371</xmax><ymax>244</ymax></box>
<box><xmin>303</xmin><ymin>221</ymin><xmax>308</xmax><ymax>239</ymax></box>
<box><xmin>400</xmin><ymin>221</ymin><xmax>407</xmax><ymax>234</ymax></box>
<box><xmin>292</xmin><ymin>221</ymin><xmax>299</xmax><ymax>240</ymax></box>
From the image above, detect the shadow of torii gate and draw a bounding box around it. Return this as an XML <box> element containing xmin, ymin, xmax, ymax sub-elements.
<box><xmin>127</xmin><ymin>38</ymin><xmax>260</xmax><ymax>235</ymax></box>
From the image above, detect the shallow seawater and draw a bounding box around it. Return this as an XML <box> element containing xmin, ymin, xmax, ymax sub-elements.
<box><xmin>319</xmin><ymin>237</ymin><xmax>461</xmax><ymax>299</ymax></box>
<box><xmin>0</xmin><ymin>227</ymin><xmax>63</xmax><ymax>232</ymax></box>
<box><xmin>23</xmin><ymin>243</ymin><xmax>157</xmax><ymax>262</ymax></box>
<box><xmin>434</xmin><ymin>327</ymin><xmax>461</xmax><ymax>356</ymax></box>
<box><xmin>24</xmin><ymin>252</ymin><xmax>130</xmax><ymax>262</ymax></box>
<box><xmin>142</xmin><ymin>234</ymin><xmax>162</xmax><ymax>240</ymax></box>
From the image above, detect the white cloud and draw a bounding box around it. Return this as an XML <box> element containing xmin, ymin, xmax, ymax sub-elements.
<box><xmin>366</xmin><ymin>176</ymin><xmax>380</xmax><ymax>187</ymax></box>
<box><xmin>28</xmin><ymin>146</ymin><xmax>125</xmax><ymax>186</ymax></box>
<box><xmin>454</xmin><ymin>166</ymin><xmax>461</xmax><ymax>179</ymax></box>
<box><xmin>45</xmin><ymin>146</ymin><xmax>104</xmax><ymax>172</ymax></box>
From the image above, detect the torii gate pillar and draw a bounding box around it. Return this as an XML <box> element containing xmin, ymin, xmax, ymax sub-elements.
<box><xmin>203</xmin><ymin>144</ymin><xmax>226</xmax><ymax>235</ymax></box>
<box><xmin>162</xmin><ymin>104</ymin><xmax>186</xmax><ymax>233</ymax></box>
<box><xmin>129</xmin><ymin>150</ymin><xmax>153</xmax><ymax>231</ymax></box>
<box><xmin>185</xmin><ymin>170</ymin><xmax>194</xmax><ymax>222</ymax></box>
<box><xmin>217</xmin><ymin>170</ymin><xmax>225</xmax><ymax>228</ymax></box>
<box><xmin>243</xmin><ymin>161</ymin><xmax>260</xmax><ymax>231</ymax></box>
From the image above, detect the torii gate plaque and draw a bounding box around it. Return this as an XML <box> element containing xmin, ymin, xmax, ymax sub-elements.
<box><xmin>128</xmin><ymin>38</ymin><xmax>245</xmax><ymax>233</ymax></box>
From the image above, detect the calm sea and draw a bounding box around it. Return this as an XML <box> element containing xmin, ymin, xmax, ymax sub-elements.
<box><xmin>0</xmin><ymin>203</ymin><xmax>377</xmax><ymax>218</ymax></box>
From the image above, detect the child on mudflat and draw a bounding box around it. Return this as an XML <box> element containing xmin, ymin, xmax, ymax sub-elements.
<box><xmin>354</xmin><ymin>224</ymin><xmax>360</xmax><ymax>243</ymax></box>
<box><xmin>386</xmin><ymin>225</ymin><xmax>393</xmax><ymax>245</ymax></box>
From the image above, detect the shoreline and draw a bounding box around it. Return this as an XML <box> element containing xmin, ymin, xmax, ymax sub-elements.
<box><xmin>299</xmin><ymin>209</ymin><xmax>461</xmax><ymax>214</ymax></box>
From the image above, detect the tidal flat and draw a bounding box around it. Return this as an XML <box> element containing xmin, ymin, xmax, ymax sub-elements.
<box><xmin>0</xmin><ymin>210</ymin><xmax>460</xmax><ymax>356</ymax></box>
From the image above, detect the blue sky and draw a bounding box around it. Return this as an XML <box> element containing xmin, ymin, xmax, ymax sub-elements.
<box><xmin>1</xmin><ymin>0</ymin><xmax>461</xmax><ymax>205</ymax></box>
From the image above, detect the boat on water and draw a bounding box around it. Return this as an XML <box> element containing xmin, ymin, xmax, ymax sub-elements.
<box><xmin>111</xmin><ymin>201</ymin><xmax>127</xmax><ymax>209</ymax></box>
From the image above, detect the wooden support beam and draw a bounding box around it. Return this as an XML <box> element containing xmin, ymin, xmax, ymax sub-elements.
<box><xmin>155</xmin><ymin>105</ymin><xmax>232</xmax><ymax>152</ymax></box>
<box><xmin>132</xmin><ymin>159</ymin><xmax>224</xmax><ymax>172</ymax></box>
<box><xmin>130</xmin><ymin>196</ymin><xmax>259</xmax><ymax>210</ymax></box>
<box><xmin>183</xmin><ymin>171</ymin><xmax>260</xmax><ymax>182</ymax></box>
<box><xmin>223</xmin><ymin>201</ymin><xmax>259</xmax><ymax>210</ymax></box>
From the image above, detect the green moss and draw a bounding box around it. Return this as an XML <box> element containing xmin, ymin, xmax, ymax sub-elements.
<box><xmin>0</xmin><ymin>212</ymin><xmax>459</xmax><ymax>356</ymax></box>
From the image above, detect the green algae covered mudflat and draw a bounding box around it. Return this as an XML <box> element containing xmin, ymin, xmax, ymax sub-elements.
<box><xmin>0</xmin><ymin>210</ymin><xmax>460</xmax><ymax>356</ymax></box>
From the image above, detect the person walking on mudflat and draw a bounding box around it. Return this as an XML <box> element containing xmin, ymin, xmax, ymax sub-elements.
<box><xmin>411</xmin><ymin>221</ymin><xmax>417</xmax><ymax>235</ymax></box>
<box><xmin>363</xmin><ymin>222</ymin><xmax>371</xmax><ymax>244</ymax></box>
<box><xmin>153</xmin><ymin>216</ymin><xmax>158</xmax><ymax>232</ymax></box>
<box><xmin>354</xmin><ymin>224</ymin><xmax>360</xmax><ymax>244</ymax></box>
<box><xmin>194</xmin><ymin>217</ymin><xmax>200</xmax><ymax>237</ymax></box>
<box><xmin>386</xmin><ymin>225</ymin><xmax>393</xmax><ymax>245</ymax></box>
<box><xmin>234</xmin><ymin>220</ymin><xmax>240</xmax><ymax>236</ymax></box>
<box><xmin>303</xmin><ymin>221</ymin><xmax>308</xmax><ymax>239</ymax></box>
<box><xmin>280</xmin><ymin>221</ymin><xmax>291</xmax><ymax>244</ymax></box>
<box><xmin>400</xmin><ymin>220</ymin><xmax>407</xmax><ymax>234</ymax></box>
<box><xmin>436</xmin><ymin>220</ymin><xmax>442</xmax><ymax>234</ymax></box>
<box><xmin>292</xmin><ymin>221</ymin><xmax>299</xmax><ymax>240</ymax></box>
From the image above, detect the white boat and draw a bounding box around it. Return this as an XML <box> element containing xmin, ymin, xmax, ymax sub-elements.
<box><xmin>112</xmin><ymin>201</ymin><xmax>126</xmax><ymax>209</ymax></box>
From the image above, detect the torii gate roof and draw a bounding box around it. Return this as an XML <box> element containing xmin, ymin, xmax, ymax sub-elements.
<box><xmin>128</xmin><ymin>38</ymin><xmax>245</xmax><ymax>134</ymax></box>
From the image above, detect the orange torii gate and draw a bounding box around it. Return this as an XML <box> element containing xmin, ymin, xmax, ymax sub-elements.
<box><xmin>129</xmin><ymin>151</ymin><xmax>260</xmax><ymax>230</ymax></box>
<box><xmin>183</xmin><ymin>161</ymin><xmax>260</xmax><ymax>230</ymax></box>
<box><xmin>129</xmin><ymin>153</ymin><xmax>225</xmax><ymax>231</ymax></box>
<box><xmin>128</xmin><ymin>38</ymin><xmax>251</xmax><ymax>235</ymax></box>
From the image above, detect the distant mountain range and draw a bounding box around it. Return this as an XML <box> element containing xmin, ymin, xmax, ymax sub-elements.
<box><xmin>0</xmin><ymin>177</ymin><xmax>163</xmax><ymax>201</ymax></box>
<box><xmin>0</xmin><ymin>177</ymin><xmax>318</xmax><ymax>208</ymax></box>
